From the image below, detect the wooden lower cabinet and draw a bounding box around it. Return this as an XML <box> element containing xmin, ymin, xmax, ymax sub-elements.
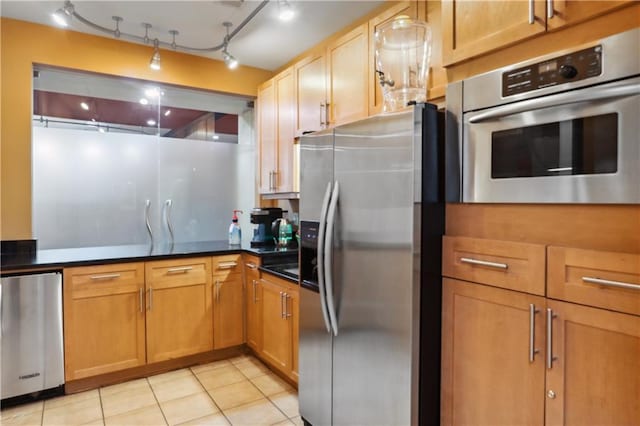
<box><xmin>244</xmin><ymin>255</ymin><xmax>263</xmax><ymax>353</ymax></box>
<box><xmin>63</xmin><ymin>263</ymin><xmax>146</xmax><ymax>381</ymax></box>
<box><xmin>145</xmin><ymin>258</ymin><xmax>213</xmax><ymax>363</ymax></box>
<box><xmin>213</xmin><ymin>272</ymin><xmax>244</xmax><ymax>349</ymax></box>
<box><xmin>260</xmin><ymin>274</ymin><xmax>299</xmax><ymax>382</ymax></box>
<box><xmin>545</xmin><ymin>299</ymin><xmax>640</xmax><ymax>425</ymax></box>
<box><xmin>441</xmin><ymin>278</ymin><xmax>546</xmax><ymax>425</ymax></box>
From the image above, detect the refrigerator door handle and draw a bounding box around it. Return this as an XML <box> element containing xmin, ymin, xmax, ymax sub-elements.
<box><xmin>324</xmin><ymin>180</ymin><xmax>340</xmax><ymax>336</ymax></box>
<box><xmin>317</xmin><ymin>182</ymin><xmax>334</xmax><ymax>334</ymax></box>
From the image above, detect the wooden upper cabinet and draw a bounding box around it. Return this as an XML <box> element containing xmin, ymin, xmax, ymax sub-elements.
<box><xmin>275</xmin><ymin>67</ymin><xmax>295</xmax><ymax>193</ymax></box>
<box><xmin>546</xmin><ymin>0</ymin><xmax>635</xmax><ymax>31</ymax></box>
<box><xmin>63</xmin><ymin>263</ymin><xmax>146</xmax><ymax>381</ymax></box>
<box><xmin>145</xmin><ymin>258</ymin><xmax>213</xmax><ymax>363</ymax></box>
<box><xmin>368</xmin><ymin>1</ymin><xmax>418</xmax><ymax>116</ymax></box>
<box><xmin>441</xmin><ymin>278</ymin><xmax>546</xmax><ymax>426</ymax></box>
<box><xmin>295</xmin><ymin>52</ymin><xmax>327</xmax><ymax>135</ymax></box>
<box><xmin>545</xmin><ymin>299</ymin><xmax>640</xmax><ymax>425</ymax></box>
<box><xmin>258</xmin><ymin>79</ymin><xmax>277</xmax><ymax>194</ymax></box>
<box><xmin>327</xmin><ymin>23</ymin><xmax>369</xmax><ymax>126</ymax></box>
<box><xmin>442</xmin><ymin>0</ymin><xmax>547</xmax><ymax>66</ymax></box>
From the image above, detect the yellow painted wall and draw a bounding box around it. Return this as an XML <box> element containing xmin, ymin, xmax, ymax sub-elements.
<box><xmin>0</xmin><ymin>18</ymin><xmax>273</xmax><ymax>240</ymax></box>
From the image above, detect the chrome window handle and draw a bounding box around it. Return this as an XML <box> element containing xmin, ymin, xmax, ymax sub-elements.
<box><xmin>547</xmin><ymin>308</ymin><xmax>557</xmax><ymax>369</ymax></box>
<box><xmin>90</xmin><ymin>273</ymin><xmax>121</xmax><ymax>280</ymax></box>
<box><xmin>145</xmin><ymin>199</ymin><xmax>153</xmax><ymax>245</ymax></box>
<box><xmin>139</xmin><ymin>288</ymin><xmax>144</xmax><ymax>313</ymax></box>
<box><xmin>582</xmin><ymin>276</ymin><xmax>640</xmax><ymax>291</ymax></box>
<box><xmin>167</xmin><ymin>266</ymin><xmax>193</xmax><ymax>274</ymax></box>
<box><xmin>148</xmin><ymin>288</ymin><xmax>153</xmax><ymax>311</ymax></box>
<box><xmin>529</xmin><ymin>304</ymin><xmax>539</xmax><ymax>362</ymax></box>
<box><xmin>460</xmin><ymin>257</ymin><xmax>508</xmax><ymax>270</ymax></box>
<box><xmin>165</xmin><ymin>199</ymin><xmax>174</xmax><ymax>244</ymax></box>
<box><xmin>324</xmin><ymin>181</ymin><xmax>340</xmax><ymax>336</ymax></box>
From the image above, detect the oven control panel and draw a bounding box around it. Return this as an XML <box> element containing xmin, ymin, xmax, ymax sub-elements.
<box><xmin>502</xmin><ymin>45</ymin><xmax>602</xmax><ymax>97</ymax></box>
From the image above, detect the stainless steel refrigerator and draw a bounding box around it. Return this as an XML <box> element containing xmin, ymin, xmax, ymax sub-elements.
<box><xmin>299</xmin><ymin>104</ymin><xmax>444</xmax><ymax>425</ymax></box>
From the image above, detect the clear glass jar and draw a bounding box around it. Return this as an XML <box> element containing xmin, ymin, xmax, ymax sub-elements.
<box><xmin>374</xmin><ymin>16</ymin><xmax>432</xmax><ymax>112</ymax></box>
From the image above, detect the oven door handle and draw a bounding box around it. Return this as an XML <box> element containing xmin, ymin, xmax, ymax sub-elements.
<box><xmin>468</xmin><ymin>82</ymin><xmax>640</xmax><ymax>123</ymax></box>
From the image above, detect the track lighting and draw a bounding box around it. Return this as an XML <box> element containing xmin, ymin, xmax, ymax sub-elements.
<box><xmin>223</xmin><ymin>49</ymin><xmax>239</xmax><ymax>70</ymax></box>
<box><xmin>149</xmin><ymin>39</ymin><xmax>161</xmax><ymax>70</ymax></box>
<box><xmin>51</xmin><ymin>1</ymin><xmax>74</xmax><ymax>27</ymax></box>
<box><xmin>278</xmin><ymin>0</ymin><xmax>295</xmax><ymax>21</ymax></box>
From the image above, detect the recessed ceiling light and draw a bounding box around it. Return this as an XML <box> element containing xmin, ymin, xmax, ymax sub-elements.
<box><xmin>139</xmin><ymin>98</ymin><xmax>149</xmax><ymax>105</ymax></box>
<box><xmin>80</xmin><ymin>102</ymin><xmax>89</xmax><ymax>110</ymax></box>
<box><xmin>278</xmin><ymin>0</ymin><xmax>295</xmax><ymax>21</ymax></box>
<box><xmin>147</xmin><ymin>119</ymin><xmax>156</xmax><ymax>126</ymax></box>
<box><xmin>164</xmin><ymin>109</ymin><xmax>171</xmax><ymax>116</ymax></box>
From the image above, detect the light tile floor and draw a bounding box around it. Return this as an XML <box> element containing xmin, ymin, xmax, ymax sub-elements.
<box><xmin>1</xmin><ymin>355</ymin><xmax>302</xmax><ymax>426</ymax></box>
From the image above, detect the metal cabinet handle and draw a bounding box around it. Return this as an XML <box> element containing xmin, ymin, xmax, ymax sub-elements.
<box><xmin>280</xmin><ymin>291</ymin><xmax>285</xmax><ymax>319</ymax></box>
<box><xmin>215</xmin><ymin>280</ymin><xmax>221</xmax><ymax>303</ymax></box>
<box><xmin>319</xmin><ymin>103</ymin><xmax>325</xmax><ymax>126</ymax></box>
<box><xmin>167</xmin><ymin>266</ymin><xmax>193</xmax><ymax>274</ymax></box>
<box><xmin>148</xmin><ymin>288</ymin><xmax>153</xmax><ymax>311</ymax></box>
<box><xmin>246</xmin><ymin>262</ymin><xmax>258</xmax><ymax>270</ymax></box>
<box><xmin>528</xmin><ymin>0</ymin><xmax>535</xmax><ymax>24</ymax></box>
<box><xmin>582</xmin><ymin>276</ymin><xmax>640</xmax><ymax>291</ymax></box>
<box><xmin>285</xmin><ymin>293</ymin><xmax>292</xmax><ymax>318</ymax></box>
<box><xmin>218</xmin><ymin>261</ymin><xmax>238</xmax><ymax>269</ymax></box>
<box><xmin>90</xmin><ymin>273</ymin><xmax>121</xmax><ymax>280</ymax></box>
<box><xmin>139</xmin><ymin>288</ymin><xmax>144</xmax><ymax>313</ymax></box>
<box><xmin>253</xmin><ymin>280</ymin><xmax>258</xmax><ymax>303</ymax></box>
<box><xmin>145</xmin><ymin>199</ymin><xmax>154</xmax><ymax>245</ymax></box>
<box><xmin>547</xmin><ymin>308</ymin><xmax>557</xmax><ymax>369</ymax></box>
<box><xmin>165</xmin><ymin>199</ymin><xmax>175</xmax><ymax>245</ymax></box>
<box><xmin>529</xmin><ymin>304</ymin><xmax>539</xmax><ymax>362</ymax></box>
<box><xmin>325</xmin><ymin>102</ymin><xmax>331</xmax><ymax>126</ymax></box>
<box><xmin>547</xmin><ymin>0</ymin><xmax>554</xmax><ymax>19</ymax></box>
<box><xmin>460</xmin><ymin>257</ymin><xmax>508</xmax><ymax>270</ymax></box>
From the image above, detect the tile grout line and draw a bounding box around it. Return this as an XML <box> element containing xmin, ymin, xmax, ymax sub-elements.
<box><xmin>40</xmin><ymin>402</ymin><xmax>45</xmax><ymax>426</ymax></box>
<box><xmin>236</xmin><ymin>359</ymin><xmax>293</xmax><ymax>423</ymax></box>
<box><xmin>146</xmin><ymin>376</ymin><xmax>170</xmax><ymax>426</ymax></box>
<box><xmin>98</xmin><ymin>388</ymin><xmax>106</xmax><ymax>426</ymax></box>
<box><xmin>189</xmin><ymin>364</ymin><xmax>234</xmax><ymax>426</ymax></box>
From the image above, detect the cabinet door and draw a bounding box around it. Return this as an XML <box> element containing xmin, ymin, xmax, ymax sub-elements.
<box><xmin>295</xmin><ymin>52</ymin><xmax>327</xmax><ymax>134</ymax></box>
<box><xmin>289</xmin><ymin>287</ymin><xmax>299</xmax><ymax>382</ymax></box>
<box><xmin>261</xmin><ymin>278</ymin><xmax>292</xmax><ymax>371</ymax></box>
<box><xmin>546</xmin><ymin>300</ymin><xmax>640</xmax><ymax>425</ymax></box>
<box><xmin>63</xmin><ymin>263</ymin><xmax>146</xmax><ymax>381</ymax></box>
<box><xmin>145</xmin><ymin>258</ymin><xmax>213</xmax><ymax>363</ymax></box>
<box><xmin>258</xmin><ymin>80</ymin><xmax>277</xmax><ymax>194</ymax></box>
<box><xmin>368</xmin><ymin>1</ymin><xmax>418</xmax><ymax>116</ymax></box>
<box><xmin>275</xmin><ymin>68</ymin><xmax>295</xmax><ymax>193</ymax></box>
<box><xmin>327</xmin><ymin>23</ymin><xmax>368</xmax><ymax>126</ymax></box>
<box><xmin>213</xmin><ymin>274</ymin><xmax>245</xmax><ymax>349</ymax></box>
<box><xmin>546</xmin><ymin>0</ymin><xmax>634</xmax><ymax>31</ymax></box>
<box><xmin>442</xmin><ymin>0</ymin><xmax>546</xmax><ymax>66</ymax></box>
<box><xmin>441</xmin><ymin>278</ymin><xmax>546</xmax><ymax>426</ymax></box>
<box><xmin>245</xmin><ymin>262</ymin><xmax>263</xmax><ymax>353</ymax></box>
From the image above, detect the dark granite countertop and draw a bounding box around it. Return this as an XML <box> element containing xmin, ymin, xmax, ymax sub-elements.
<box><xmin>0</xmin><ymin>241</ymin><xmax>298</xmax><ymax>272</ymax></box>
<box><xmin>260</xmin><ymin>263</ymin><xmax>299</xmax><ymax>284</ymax></box>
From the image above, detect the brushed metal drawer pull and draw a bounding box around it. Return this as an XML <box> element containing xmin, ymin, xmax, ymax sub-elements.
<box><xmin>460</xmin><ymin>257</ymin><xmax>508</xmax><ymax>270</ymax></box>
<box><xmin>139</xmin><ymin>288</ymin><xmax>144</xmax><ymax>313</ymax></box>
<box><xmin>246</xmin><ymin>263</ymin><xmax>258</xmax><ymax>270</ymax></box>
<box><xmin>90</xmin><ymin>273</ymin><xmax>121</xmax><ymax>280</ymax></box>
<box><xmin>285</xmin><ymin>293</ymin><xmax>292</xmax><ymax>318</ymax></box>
<box><xmin>280</xmin><ymin>291</ymin><xmax>285</xmax><ymax>319</ymax></box>
<box><xmin>218</xmin><ymin>262</ymin><xmax>238</xmax><ymax>269</ymax></box>
<box><xmin>148</xmin><ymin>288</ymin><xmax>153</xmax><ymax>311</ymax></box>
<box><xmin>547</xmin><ymin>308</ymin><xmax>557</xmax><ymax>369</ymax></box>
<box><xmin>167</xmin><ymin>266</ymin><xmax>193</xmax><ymax>274</ymax></box>
<box><xmin>529</xmin><ymin>304</ymin><xmax>539</xmax><ymax>363</ymax></box>
<box><xmin>582</xmin><ymin>276</ymin><xmax>640</xmax><ymax>291</ymax></box>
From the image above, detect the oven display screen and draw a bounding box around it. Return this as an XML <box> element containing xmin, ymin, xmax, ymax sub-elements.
<box><xmin>538</xmin><ymin>61</ymin><xmax>557</xmax><ymax>74</ymax></box>
<box><xmin>491</xmin><ymin>113</ymin><xmax>618</xmax><ymax>179</ymax></box>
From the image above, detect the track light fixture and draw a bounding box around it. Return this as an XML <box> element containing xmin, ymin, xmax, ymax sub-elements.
<box><xmin>149</xmin><ymin>39</ymin><xmax>161</xmax><ymax>70</ymax></box>
<box><xmin>49</xmin><ymin>0</ymin><xmax>276</xmax><ymax>70</ymax></box>
<box><xmin>278</xmin><ymin>0</ymin><xmax>295</xmax><ymax>21</ymax></box>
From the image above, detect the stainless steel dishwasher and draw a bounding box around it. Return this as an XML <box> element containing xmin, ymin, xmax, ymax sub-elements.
<box><xmin>1</xmin><ymin>272</ymin><xmax>64</xmax><ymax>401</ymax></box>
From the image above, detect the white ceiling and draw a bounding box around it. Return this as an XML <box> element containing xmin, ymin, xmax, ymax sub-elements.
<box><xmin>1</xmin><ymin>0</ymin><xmax>384</xmax><ymax>71</ymax></box>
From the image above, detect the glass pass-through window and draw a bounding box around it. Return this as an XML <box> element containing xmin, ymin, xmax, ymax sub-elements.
<box><xmin>32</xmin><ymin>66</ymin><xmax>256</xmax><ymax>249</ymax></box>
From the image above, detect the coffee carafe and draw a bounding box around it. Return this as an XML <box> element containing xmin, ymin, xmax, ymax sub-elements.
<box><xmin>272</xmin><ymin>216</ymin><xmax>296</xmax><ymax>248</ymax></box>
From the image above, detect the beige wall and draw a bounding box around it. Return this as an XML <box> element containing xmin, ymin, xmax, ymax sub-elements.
<box><xmin>0</xmin><ymin>18</ymin><xmax>274</xmax><ymax>240</ymax></box>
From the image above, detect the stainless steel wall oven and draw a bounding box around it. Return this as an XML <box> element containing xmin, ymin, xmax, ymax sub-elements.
<box><xmin>446</xmin><ymin>28</ymin><xmax>639</xmax><ymax>203</ymax></box>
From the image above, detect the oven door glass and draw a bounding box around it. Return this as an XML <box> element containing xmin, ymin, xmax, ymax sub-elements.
<box><xmin>463</xmin><ymin>77</ymin><xmax>640</xmax><ymax>203</ymax></box>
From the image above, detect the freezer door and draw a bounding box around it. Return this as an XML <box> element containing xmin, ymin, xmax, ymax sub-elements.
<box><xmin>1</xmin><ymin>273</ymin><xmax>64</xmax><ymax>399</ymax></box>
<box><xmin>331</xmin><ymin>109</ymin><xmax>421</xmax><ymax>426</ymax></box>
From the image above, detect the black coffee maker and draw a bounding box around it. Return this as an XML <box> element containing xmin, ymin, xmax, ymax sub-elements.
<box><xmin>250</xmin><ymin>207</ymin><xmax>282</xmax><ymax>247</ymax></box>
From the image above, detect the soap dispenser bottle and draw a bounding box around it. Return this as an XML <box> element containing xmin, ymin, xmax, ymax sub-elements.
<box><xmin>228</xmin><ymin>210</ymin><xmax>243</xmax><ymax>245</ymax></box>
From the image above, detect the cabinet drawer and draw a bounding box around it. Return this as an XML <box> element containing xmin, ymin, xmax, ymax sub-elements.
<box><xmin>443</xmin><ymin>236</ymin><xmax>546</xmax><ymax>295</ymax></box>
<box><xmin>146</xmin><ymin>257</ymin><xmax>210</xmax><ymax>289</ymax></box>
<box><xmin>212</xmin><ymin>254</ymin><xmax>242</xmax><ymax>276</ymax></box>
<box><xmin>65</xmin><ymin>263</ymin><xmax>144</xmax><ymax>299</ymax></box>
<box><xmin>548</xmin><ymin>246</ymin><xmax>640</xmax><ymax>316</ymax></box>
